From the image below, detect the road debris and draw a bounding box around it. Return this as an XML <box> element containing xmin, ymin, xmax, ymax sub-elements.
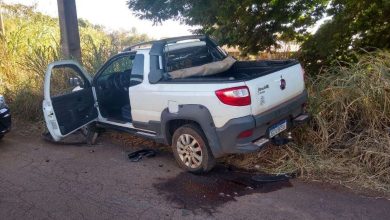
<box><xmin>128</xmin><ymin>149</ymin><xmax>156</xmax><ymax>162</ymax></box>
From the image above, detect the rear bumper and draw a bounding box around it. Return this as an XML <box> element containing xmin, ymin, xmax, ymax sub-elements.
<box><xmin>215</xmin><ymin>90</ymin><xmax>308</xmax><ymax>155</ymax></box>
<box><xmin>0</xmin><ymin>108</ymin><xmax>12</xmax><ymax>135</ymax></box>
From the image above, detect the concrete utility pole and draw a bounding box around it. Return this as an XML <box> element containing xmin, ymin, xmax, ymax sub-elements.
<box><xmin>57</xmin><ymin>0</ymin><xmax>82</xmax><ymax>62</ymax></box>
<box><xmin>0</xmin><ymin>1</ymin><xmax>5</xmax><ymax>36</ymax></box>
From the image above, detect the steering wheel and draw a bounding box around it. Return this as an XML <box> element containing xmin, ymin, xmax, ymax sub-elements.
<box><xmin>119</xmin><ymin>71</ymin><xmax>131</xmax><ymax>91</ymax></box>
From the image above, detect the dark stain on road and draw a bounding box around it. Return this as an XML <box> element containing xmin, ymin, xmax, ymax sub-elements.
<box><xmin>154</xmin><ymin>166</ymin><xmax>292</xmax><ymax>214</ymax></box>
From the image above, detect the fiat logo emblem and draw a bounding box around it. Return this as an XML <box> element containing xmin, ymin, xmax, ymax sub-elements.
<box><xmin>280</xmin><ymin>77</ymin><xmax>286</xmax><ymax>90</ymax></box>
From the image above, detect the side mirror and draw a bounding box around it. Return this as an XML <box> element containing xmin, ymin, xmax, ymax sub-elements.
<box><xmin>69</xmin><ymin>77</ymin><xmax>83</xmax><ymax>87</ymax></box>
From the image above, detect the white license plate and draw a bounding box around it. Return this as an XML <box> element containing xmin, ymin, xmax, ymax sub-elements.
<box><xmin>269</xmin><ymin>120</ymin><xmax>287</xmax><ymax>138</ymax></box>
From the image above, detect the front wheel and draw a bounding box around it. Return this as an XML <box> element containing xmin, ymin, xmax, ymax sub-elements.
<box><xmin>80</xmin><ymin>123</ymin><xmax>99</xmax><ymax>145</ymax></box>
<box><xmin>171</xmin><ymin>124</ymin><xmax>216</xmax><ymax>173</ymax></box>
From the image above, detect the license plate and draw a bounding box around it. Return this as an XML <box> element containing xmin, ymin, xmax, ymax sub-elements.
<box><xmin>268</xmin><ymin>120</ymin><xmax>287</xmax><ymax>138</ymax></box>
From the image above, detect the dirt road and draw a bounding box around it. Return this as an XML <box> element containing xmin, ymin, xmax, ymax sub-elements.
<box><xmin>0</xmin><ymin>126</ymin><xmax>389</xmax><ymax>220</ymax></box>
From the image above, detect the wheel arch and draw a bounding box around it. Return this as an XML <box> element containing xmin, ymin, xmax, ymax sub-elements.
<box><xmin>165</xmin><ymin>119</ymin><xmax>202</xmax><ymax>145</ymax></box>
<box><xmin>160</xmin><ymin>104</ymin><xmax>223</xmax><ymax>158</ymax></box>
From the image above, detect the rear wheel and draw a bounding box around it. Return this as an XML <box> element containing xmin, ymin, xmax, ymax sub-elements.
<box><xmin>171</xmin><ymin>124</ymin><xmax>216</xmax><ymax>173</ymax></box>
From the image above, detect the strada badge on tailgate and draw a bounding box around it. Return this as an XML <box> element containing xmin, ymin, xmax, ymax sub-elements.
<box><xmin>258</xmin><ymin>84</ymin><xmax>269</xmax><ymax>94</ymax></box>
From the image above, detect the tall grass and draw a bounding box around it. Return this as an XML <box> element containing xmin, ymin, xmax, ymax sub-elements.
<box><xmin>226</xmin><ymin>51</ymin><xmax>390</xmax><ymax>194</ymax></box>
<box><xmin>0</xmin><ymin>3</ymin><xmax>150</xmax><ymax>121</ymax></box>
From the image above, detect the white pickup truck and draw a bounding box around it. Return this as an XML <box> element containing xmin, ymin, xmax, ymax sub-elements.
<box><xmin>43</xmin><ymin>35</ymin><xmax>309</xmax><ymax>173</ymax></box>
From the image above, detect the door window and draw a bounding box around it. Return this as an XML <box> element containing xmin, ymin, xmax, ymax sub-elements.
<box><xmin>50</xmin><ymin>65</ymin><xmax>88</xmax><ymax>97</ymax></box>
<box><xmin>129</xmin><ymin>54</ymin><xmax>144</xmax><ymax>86</ymax></box>
<box><xmin>97</xmin><ymin>54</ymin><xmax>144</xmax><ymax>87</ymax></box>
<box><xmin>131</xmin><ymin>54</ymin><xmax>144</xmax><ymax>78</ymax></box>
<box><xmin>101</xmin><ymin>55</ymin><xmax>133</xmax><ymax>77</ymax></box>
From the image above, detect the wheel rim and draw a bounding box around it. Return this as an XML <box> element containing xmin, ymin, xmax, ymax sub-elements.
<box><xmin>176</xmin><ymin>134</ymin><xmax>202</xmax><ymax>169</ymax></box>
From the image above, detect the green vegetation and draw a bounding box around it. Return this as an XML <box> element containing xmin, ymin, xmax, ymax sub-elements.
<box><xmin>128</xmin><ymin>0</ymin><xmax>390</xmax><ymax>72</ymax></box>
<box><xmin>0</xmin><ymin>3</ymin><xmax>150</xmax><ymax>120</ymax></box>
<box><xmin>128</xmin><ymin>0</ymin><xmax>328</xmax><ymax>54</ymax></box>
<box><xmin>300</xmin><ymin>0</ymin><xmax>390</xmax><ymax>73</ymax></box>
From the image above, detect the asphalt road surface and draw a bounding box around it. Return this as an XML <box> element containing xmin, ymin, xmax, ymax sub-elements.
<box><xmin>0</xmin><ymin>126</ymin><xmax>389</xmax><ymax>220</ymax></box>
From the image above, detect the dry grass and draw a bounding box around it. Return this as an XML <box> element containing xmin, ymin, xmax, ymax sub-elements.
<box><xmin>224</xmin><ymin>51</ymin><xmax>390</xmax><ymax>195</ymax></box>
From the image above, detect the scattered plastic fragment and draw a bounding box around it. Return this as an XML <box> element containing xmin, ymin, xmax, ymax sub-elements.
<box><xmin>128</xmin><ymin>149</ymin><xmax>156</xmax><ymax>162</ymax></box>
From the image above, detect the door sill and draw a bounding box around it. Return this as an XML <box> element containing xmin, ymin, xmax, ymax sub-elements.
<box><xmin>106</xmin><ymin>117</ymin><xmax>129</xmax><ymax>124</ymax></box>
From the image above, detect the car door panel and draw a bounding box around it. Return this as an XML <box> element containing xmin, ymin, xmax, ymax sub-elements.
<box><xmin>51</xmin><ymin>88</ymin><xmax>97</xmax><ymax>135</ymax></box>
<box><xmin>43</xmin><ymin>60</ymin><xmax>98</xmax><ymax>141</ymax></box>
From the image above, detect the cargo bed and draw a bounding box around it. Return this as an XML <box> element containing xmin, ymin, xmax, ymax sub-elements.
<box><xmin>162</xmin><ymin>59</ymin><xmax>300</xmax><ymax>83</ymax></box>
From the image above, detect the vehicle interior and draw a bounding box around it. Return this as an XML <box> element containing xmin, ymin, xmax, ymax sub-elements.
<box><xmin>164</xmin><ymin>40</ymin><xmax>227</xmax><ymax>73</ymax></box>
<box><xmin>94</xmin><ymin>52</ymin><xmax>144</xmax><ymax>123</ymax></box>
<box><xmin>162</xmin><ymin>39</ymin><xmax>297</xmax><ymax>81</ymax></box>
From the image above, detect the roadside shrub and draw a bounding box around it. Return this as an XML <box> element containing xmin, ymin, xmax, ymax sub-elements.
<box><xmin>9</xmin><ymin>83</ymin><xmax>43</xmax><ymax>121</ymax></box>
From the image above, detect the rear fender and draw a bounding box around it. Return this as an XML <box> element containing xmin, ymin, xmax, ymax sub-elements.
<box><xmin>161</xmin><ymin>104</ymin><xmax>224</xmax><ymax>157</ymax></box>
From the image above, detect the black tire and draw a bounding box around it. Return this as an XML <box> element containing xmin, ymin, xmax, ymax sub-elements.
<box><xmin>171</xmin><ymin>124</ymin><xmax>216</xmax><ymax>173</ymax></box>
<box><xmin>81</xmin><ymin>123</ymin><xmax>99</xmax><ymax>145</ymax></box>
<box><xmin>0</xmin><ymin>135</ymin><xmax>3</xmax><ymax>140</ymax></box>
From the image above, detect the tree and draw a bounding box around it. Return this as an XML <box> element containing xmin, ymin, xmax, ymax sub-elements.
<box><xmin>300</xmin><ymin>0</ymin><xmax>390</xmax><ymax>73</ymax></box>
<box><xmin>127</xmin><ymin>0</ymin><xmax>328</xmax><ymax>54</ymax></box>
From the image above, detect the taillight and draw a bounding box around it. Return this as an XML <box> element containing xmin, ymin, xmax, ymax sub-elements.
<box><xmin>215</xmin><ymin>86</ymin><xmax>251</xmax><ymax>106</ymax></box>
<box><xmin>238</xmin><ymin>129</ymin><xmax>253</xmax><ymax>139</ymax></box>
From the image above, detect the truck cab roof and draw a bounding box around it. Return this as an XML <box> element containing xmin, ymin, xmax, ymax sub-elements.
<box><xmin>122</xmin><ymin>35</ymin><xmax>211</xmax><ymax>52</ymax></box>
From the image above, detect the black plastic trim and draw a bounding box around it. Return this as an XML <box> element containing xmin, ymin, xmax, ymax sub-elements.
<box><xmin>132</xmin><ymin>120</ymin><xmax>166</xmax><ymax>144</ymax></box>
<box><xmin>159</xmin><ymin>104</ymin><xmax>224</xmax><ymax>157</ymax></box>
<box><xmin>95</xmin><ymin>122</ymin><xmax>157</xmax><ymax>141</ymax></box>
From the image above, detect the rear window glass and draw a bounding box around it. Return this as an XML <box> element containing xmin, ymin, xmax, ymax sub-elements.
<box><xmin>164</xmin><ymin>39</ymin><xmax>226</xmax><ymax>72</ymax></box>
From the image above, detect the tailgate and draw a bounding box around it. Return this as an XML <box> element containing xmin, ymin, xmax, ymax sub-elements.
<box><xmin>245</xmin><ymin>63</ymin><xmax>305</xmax><ymax>117</ymax></box>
